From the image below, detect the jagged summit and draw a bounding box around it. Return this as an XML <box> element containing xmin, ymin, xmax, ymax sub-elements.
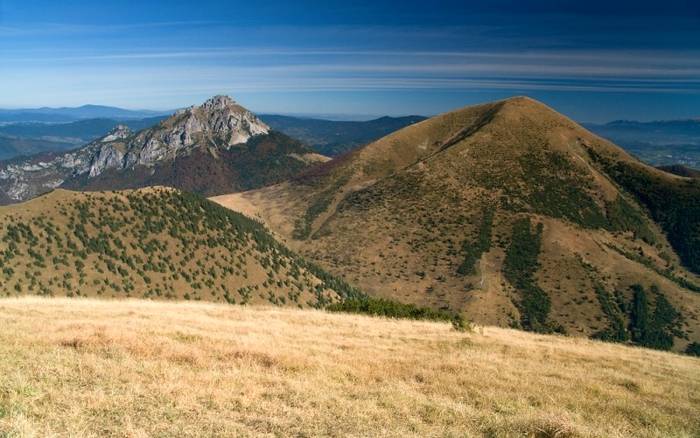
<box><xmin>201</xmin><ymin>94</ymin><xmax>237</xmax><ymax>110</ymax></box>
<box><xmin>100</xmin><ymin>124</ymin><xmax>133</xmax><ymax>142</ymax></box>
<box><xmin>170</xmin><ymin>94</ymin><xmax>269</xmax><ymax>147</ymax></box>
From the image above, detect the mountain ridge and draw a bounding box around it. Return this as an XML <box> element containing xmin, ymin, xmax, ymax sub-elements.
<box><xmin>0</xmin><ymin>186</ymin><xmax>359</xmax><ymax>306</ymax></box>
<box><xmin>260</xmin><ymin>114</ymin><xmax>427</xmax><ymax>156</ymax></box>
<box><xmin>0</xmin><ymin>104</ymin><xmax>169</xmax><ymax>123</ymax></box>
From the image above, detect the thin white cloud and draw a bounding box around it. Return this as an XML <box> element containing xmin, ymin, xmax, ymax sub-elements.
<box><xmin>0</xmin><ymin>20</ymin><xmax>218</xmax><ymax>36</ymax></box>
<box><xmin>7</xmin><ymin>48</ymin><xmax>700</xmax><ymax>81</ymax></box>
<box><xmin>8</xmin><ymin>47</ymin><xmax>700</xmax><ymax>64</ymax></box>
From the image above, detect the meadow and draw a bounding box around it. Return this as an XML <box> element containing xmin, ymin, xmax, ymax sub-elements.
<box><xmin>0</xmin><ymin>297</ymin><xmax>698</xmax><ymax>437</ymax></box>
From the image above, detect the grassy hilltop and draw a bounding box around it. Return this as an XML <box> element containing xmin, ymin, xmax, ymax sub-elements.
<box><xmin>213</xmin><ymin>97</ymin><xmax>700</xmax><ymax>352</ymax></box>
<box><xmin>0</xmin><ymin>297</ymin><xmax>698</xmax><ymax>437</ymax></box>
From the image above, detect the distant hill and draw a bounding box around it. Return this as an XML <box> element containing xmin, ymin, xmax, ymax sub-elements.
<box><xmin>260</xmin><ymin>114</ymin><xmax>427</xmax><ymax>156</ymax></box>
<box><xmin>214</xmin><ymin>96</ymin><xmax>700</xmax><ymax>352</ymax></box>
<box><xmin>586</xmin><ymin>119</ymin><xmax>700</xmax><ymax>168</ymax></box>
<box><xmin>0</xmin><ymin>96</ymin><xmax>328</xmax><ymax>203</ymax></box>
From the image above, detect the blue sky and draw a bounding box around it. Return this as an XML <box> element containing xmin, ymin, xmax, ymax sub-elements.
<box><xmin>1</xmin><ymin>0</ymin><xmax>699</xmax><ymax>122</ymax></box>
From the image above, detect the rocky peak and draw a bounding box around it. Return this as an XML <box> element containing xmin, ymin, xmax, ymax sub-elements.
<box><xmin>201</xmin><ymin>95</ymin><xmax>236</xmax><ymax>111</ymax></box>
<box><xmin>188</xmin><ymin>94</ymin><xmax>270</xmax><ymax>146</ymax></box>
<box><xmin>101</xmin><ymin>124</ymin><xmax>133</xmax><ymax>142</ymax></box>
<box><xmin>0</xmin><ymin>95</ymin><xmax>275</xmax><ymax>202</ymax></box>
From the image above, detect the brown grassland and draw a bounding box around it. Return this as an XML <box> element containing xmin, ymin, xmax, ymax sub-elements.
<box><xmin>0</xmin><ymin>297</ymin><xmax>698</xmax><ymax>437</ymax></box>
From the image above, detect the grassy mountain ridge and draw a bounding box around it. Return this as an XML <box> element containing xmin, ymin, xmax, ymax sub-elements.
<box><xmin>0</xmin><ymin>187</ymin><xmax>359</xmax><ymax>306</ymax></box>
<box><xmin>212</xmin><ymin>96</ymin><xmax>700</xmax><ymax>351</ymax></box>
<box><xmin>587</xmin><ymin>150</ymin><xmax>700</xmax><ymax>274</ymax></box>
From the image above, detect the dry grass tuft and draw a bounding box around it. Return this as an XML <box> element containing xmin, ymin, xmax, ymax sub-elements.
<box><xmin>0</xmin><ymin>296</ymin><xmax>698</xmax><ymax>437</ymax></box>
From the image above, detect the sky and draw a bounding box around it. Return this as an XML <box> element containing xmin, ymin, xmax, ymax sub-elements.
<box><xmin>1</xmin><ymin>0</ymin><xmax>699</xmax><ymax>122</ymax></box>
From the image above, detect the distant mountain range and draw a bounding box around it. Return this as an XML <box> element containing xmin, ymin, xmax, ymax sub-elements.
<box><xmin>0</xmin><ymin>136</ymin><xmax>76</xmax><ymax>161</ymax></box>
<box><xmin>0</xmin><ymin>117</ymin><xmax>167</xmax><ymax>160</ymax></box>
<box><xmin>656</xmin><ymin>164</ymin><xmax>700</xmax><ymax>178</ymax></box>
<box><xmin>0</xmin><ymin>116</ymin><xmax>166</xmax><ymax>144</ymax></box>
<box><xmin>260</xmin><ymin>114</ymin><xmax>427</xmax><ymax>156</ymax></box>
<box><xmin>0</xmin><ymin>105</ymin><xmax>170</xmax><ymax>123</ymax></box>
<box><xmin>0</xmin><ymin>113</ymin><xmax>426</xmax><ymax>161</ymax></box>
<box><xmin>586</xmin><ymin>119</ymin><xmax>700</xmax><ymax>169</ymax></box>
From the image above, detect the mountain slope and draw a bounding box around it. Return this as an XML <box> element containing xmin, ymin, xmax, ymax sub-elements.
<box><xmin>0</xmin><ymin>96</ymin><xmax>327</xmax><ymax>203</ymax></box>
<box><xmin>0</xmin><ymin>187</ymin><xmax>359</xmax><ymax>306</ymax></box>
<box><xmin>260</xmin><ymin>114</ymin><xmax>427</xmax><ymax>156</ymax></box>
<box><xmin>213</xmin><ymin>96</ymin><xmax>700</xmax><ymax>351</ymax></box>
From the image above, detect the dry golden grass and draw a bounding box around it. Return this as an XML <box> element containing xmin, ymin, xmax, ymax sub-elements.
<box><xmin>1</xmin><ymin>297</ymin><xmax>698</xmax><ymax>437</ymax></box>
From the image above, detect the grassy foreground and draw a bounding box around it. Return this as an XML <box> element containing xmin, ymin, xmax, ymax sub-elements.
<box><xmin>0</xmin><ymin>298</ymin><xmax>698</xmax><ymax>437</ymax></box>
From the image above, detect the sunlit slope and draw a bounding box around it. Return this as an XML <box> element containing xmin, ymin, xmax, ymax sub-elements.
<box><xmin>212</xmin><ymin>97</ymin><xmax>700</xmax><ymax>351</ymax></box>
<box><xmin>0</xmin><ymin>187</ymin><xmax>356</xmax><ymax>306</ymax></box>
<box><xmin>0</xmin><ymin>297</ymin><xmax>698</xmax><ymax>437</ymax></box>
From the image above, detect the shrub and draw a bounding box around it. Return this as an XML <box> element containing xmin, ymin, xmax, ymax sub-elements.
<box><xmin>684</xmin><ymin>342</ymin><xmax>700</xmax><ymax>357</ymax></box>
<box><xmin>457</xmin><ymin>207</ymin><xmax>494</xmax><ymax>276</ymax></box>
<box><xmin>327</xmin><ymin>297</ymin><xmax>454</xmax><ymax>322</ymax></box>
<box><xmin>629</xmin><ymin>284</ymin><xmax>680</xmax><ymax>351</ymax></box>
<box><xmin>503</xmin><ymin>218</ymin><xmax>555</xmax><ymax>333</ymax></box>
